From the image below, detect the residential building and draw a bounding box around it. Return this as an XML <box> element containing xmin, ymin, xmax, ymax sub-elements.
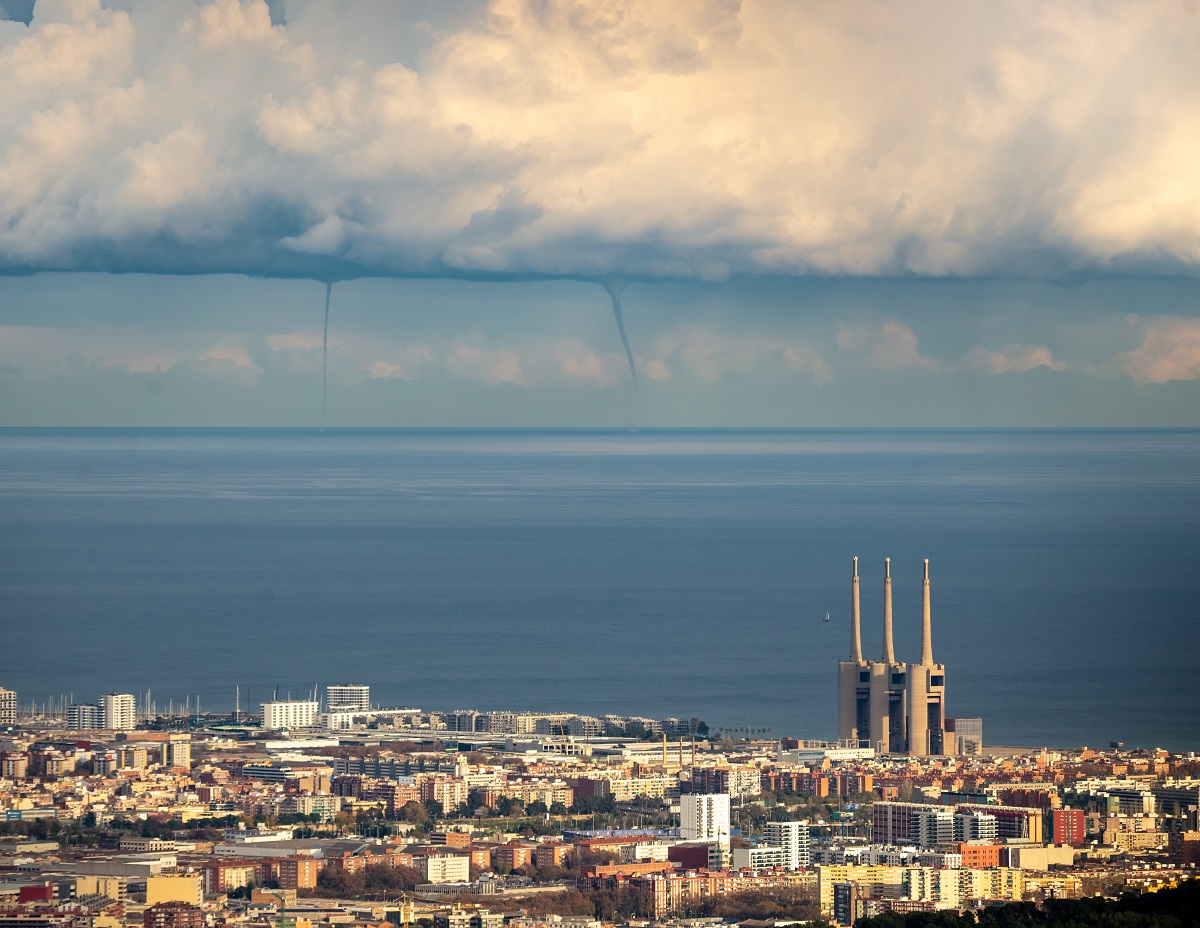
<box><xmin>117</xmin><ymin>746</ymin><xmax>148</xmax><ymax>770</ymax></box>
<box><xmin>630</xmin><ymin>869</ymin><xmax>797</xmax><ymax>918</ymax></box>
<box><xmin>731</xmin><ymin>845</ymin><xmax>787</xmax><ymax>869</ymax></box>
<box><xmin>421</xmin><ymin>776</ymin><xmax>469</xmax><ymax>814</ymax></box>
<box><xmin>1168</xmin><ymin>831</ymin><xmax>1200</xmax><ymax>867</ymax></box>
<box><xmin>283</xmin><ymin>793</ymin><xmax>341</xmax><ymax>821</ymax></box>
<box><xmin>68</xmin><ymin>704</ymin><xmax>102</xmax><ymax>729</ymax></box>
<box><xmin>201</xmin><ymin>861</ymin><xmax>260</xmax><ymax>895</ymax></box>
<box><xmin>326</xmin><ymin>684</ymin><xmax>370</xmax><ymax>712</ymax></box>
<box><xmin>815</xmin><ymin>865</ymin><xmax>908</xmax><ymax>917</ymax></box>
<box><xmin>911</xmin><ymin>808</ymin><xmax>954</xmax><ymax>845</ymax></box>
<box><xmin>1053</xmin><ymin>808</ymin><xmax>1087</xmax><ymax>847</ymax></box>
<box><xmin>162</xmin><ymin>735</ymin><xmax>191</xmax><ymax>769</ymax></box>
<box><xmin>567</xmin><ymin>716</ymin><xmax>605</xmax><ymax>738</ymax></box>
<box><xmin>417</xmin><ymin>853</ymin><xmax>470</xmax><ymax>884</ymax></box>
<box><xmin>957</xmin><ymin>843</ymin><xmax>1003</xmax><ymax>869</ymax></box>
<box><xmin>874</xmin><ymin>801</ymin><xmax>1041</xmax><ymax>846</ymax></box>
<box><xmin>99</xmin><ymin>693</ymin><xmax>136</xmax><ymax>730</ymax></box>
<box><xmin>763</xmin><ymin>820</ymin><xmax>811</xmax><ymax>869</ymax></box>
<box><xmin>1</xmin><ymin>751</ymin><xmax>29</xmax><ymax>777</ymax></box>
<box><xmin>279</xmin><ymin>856</ymin><xmax>320</xmax><ymax>891</ymax></box>
<box><xmin>143</xmin><ymin>902</ymin><xmax>203</xmax><ymax>928</ymax></box>
<box><xmin>74</xmin><ymin>876</ymin><xmax>127</xmax><ymax>904</ymax></box>
<box><xmin>430</xmin><ymin>831</ymin><xmax>472</xmax><ymax>849</ymax></box>
<box><xmin>680</xmin><ymin>793</ymin><xmax>730</xmax><ymax>844</ymax></box>
<box><xmin>0</xmin><ymin>686</ymin><xmax>15</xmax><ymax>725</ymax></box>
<box><xmin>533</xmin><ymin>842</ymin><xmax>572</xmax><ymax>869</ymax></box>
<box><xmin>494</xmin><ymin>842</ymin><xmax>534</xmax><ymax>871</ymax></box>
<box><xmin>261</xmin><ymin>700</ymin><xmax>319</xmax><ymax>729</ymax></box>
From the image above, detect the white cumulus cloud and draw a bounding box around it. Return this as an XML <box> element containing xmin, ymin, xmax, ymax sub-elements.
<box><xmin>837</xmin><ymin>321</ymin><xmax>938</xmax><ymax>372</ymax></box>
<box><xmin>0</xmin><ymin>0</ymin><xmax>1198</xmax><ymax>283</ymax></box>
<box><xmin>1117</xmin><ymin>317</ymin><xmax>1200</xmax><ymax>384</ymax></box>
<box><xmin>964</xmin><ymin>343</ymin><xmax>1067</xmax><ymax>375</ymax></box>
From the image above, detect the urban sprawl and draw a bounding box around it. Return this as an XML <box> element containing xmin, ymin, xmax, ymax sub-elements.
<box><xmin>2</xmin><ymin>562</ymin><xmax>1198</xmax><ymax>927</ymax></box>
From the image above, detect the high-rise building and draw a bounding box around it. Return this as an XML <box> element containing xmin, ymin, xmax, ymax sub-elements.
<box><xmin>1053</xmin><ymin>809</ymin><xmax>1086</xmax><ymax>847</ymax></box>
<box><xmin>0</xmin><ymin>687</ymin><xmax>16</xmax><ymax>725</ymax></box>
<box><xmin>261</xmin><ymin>700</ymin><xmax>318</xmax><ymax>730</ymax></box>
<box><xmin>162</xmin><ymin>735</ymin><xmax>192</xmax><ymax>769</ymax></box>
<box><xmin>837</xmin><ymin>558</ymin><xmax>950</xmax><ymax>756</ymax></box>
<box><xmin>326</xmin><ymin>684</ymin><xmax>370</xmax><ymax>712</ymax></box>
<box><xmin>763</xmin><ymin>820</ymin><xmax>811</xmax><ymax>869</ymax></box>
<box><xmin>68</xmin><ymin>704</ymin><xmax>103</xmax><ymax>729</ymax></box>
<box><xmin>99</xmin><ymin>693</ymin><xmax>137</xmax><ymax>730</ymax></box>
<box><xmin>680</xmin><ymin>793</ymin><xmax>730</xmax><ymax>844</ymax></box>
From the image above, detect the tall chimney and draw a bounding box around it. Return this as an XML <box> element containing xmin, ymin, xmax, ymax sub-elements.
<box><xmin>882</xmin><ymin>557</ymin><xmax>895</xmax><ymax>663</ymax></box>
<box><xmin>850</xmin><ymin>556</ymin><xmax>863</xmax><ymax>661</ymax></box>
<box><xmin>920</xmin><ymin>558</ymin><xmax>933</xmax><ymax>666</ymax></box>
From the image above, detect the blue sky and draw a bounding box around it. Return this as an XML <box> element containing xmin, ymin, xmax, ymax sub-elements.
<box><xmin>2</xmin><ymin>0</ymin><xmax>1199</xmax><ymax>425</ymax></box>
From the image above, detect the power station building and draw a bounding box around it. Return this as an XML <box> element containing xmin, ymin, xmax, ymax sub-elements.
<box><xmin>837</xmin><ymin>558</ymin><xmax>948</xmax><ymax>756</ymax></box>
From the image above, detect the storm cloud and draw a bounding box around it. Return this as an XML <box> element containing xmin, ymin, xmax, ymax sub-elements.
<box><xmin>2</xmin><ymin>0</ymin><xmax>1198</xmax><ymax>283</ymax></box>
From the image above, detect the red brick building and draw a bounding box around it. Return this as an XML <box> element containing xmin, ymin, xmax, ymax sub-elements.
<box><xmin>201</xmin><ymin>860</ymin><xmax>270</xmax><ymax>895</ymax></box>
<box><xmin>957</xmin><ymin>842</ymin><xmax>1003</xmax><ymax>868</ymax></box>
<box><xmin>533</xmin><ymin>842</ymin><xmax>572</xmax><ymax>869</ymax></box>
<box><xmin>1053</xmin><ymin>809</ymin><xmax>1087</xmax><ymax>847</ymax></box>
<box><xmin>467</xmin><ymin>845</ymin><xmax>493</xmax><ymax>870</ymax></box>
<box><xmin>279</xmin><ymin>856</ymin><xmax>320</xmax><ymax>890</ymax></box>
<box><xmin>430</xmin><ymin>831</ymin><xmax>472</xmax><ymax>848</ymax></box>
<box><xmin>493</xmin><ymin>842</ymin><xmax>534</xmax><ymax>871</ymax></box>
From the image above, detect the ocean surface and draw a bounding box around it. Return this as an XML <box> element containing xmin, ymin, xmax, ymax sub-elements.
<box><xmin>1</xmin><ymin>428</ymin><xmax>1198</xmax><ymax>751</ymax></box>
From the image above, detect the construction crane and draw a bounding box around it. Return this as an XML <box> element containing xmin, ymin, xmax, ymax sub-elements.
<box><xmin>395</xmin><ymin>894</ymin><xmax>414</xmax><ymax>928</ymax></box>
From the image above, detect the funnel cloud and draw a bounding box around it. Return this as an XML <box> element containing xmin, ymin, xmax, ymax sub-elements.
<box><xmin>321</xmin><ymin>281</ymin><xmax>332</xmax><ymax>424</ymax></box>
<box><xmin>602</xmin><ymin>281</ymin><xmax>637</xmax><ymax>385</ymax></box>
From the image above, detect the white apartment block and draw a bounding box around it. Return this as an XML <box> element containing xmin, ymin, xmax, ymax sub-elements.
<box><xmin>419</xmin><ymin>854</ymin><xmax>470</xmax><ymax>884</ymax></box>
<box><xmin>732</xmin><ymin>845</ymin><xmax>788</xmax><ymax>870</ymax></box>
<box><xmin>0</xmin><ymin>687</ymin><xmax>15</xmax><ymax>725</ymax></box>
<box><xmin>99</xmin><ymin>693</ymin><xmax>136</xmax><ymax>730</ymax></box>
<box><xmin>763</xmin><ymin>820</ymin><xmax>811</xmax><ymax>870</ymax></box>
<box><xmin>261</xmin><ymin>700</ymin><xmax>319</xmax><ymax>729</ymax></box>
<box><xmin>680</xmin><ymin>792</ymin><xmax>730</xmax><ymax>844</ymax></box>
<box><xmin>326</xmin><ymin>684</ymin><xmax>370</xmax><ymax>711</ymax></box>
<box><xmin>620</xmin><ymin>842</ymin><xmax>670</xmax><ymax>863</ymax></box>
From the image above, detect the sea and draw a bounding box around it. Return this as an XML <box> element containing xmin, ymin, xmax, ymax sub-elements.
<box><xmin>1</xmin><ymin>428</ymin><xmax>1198</xmax><ymax>751</ymax></box>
